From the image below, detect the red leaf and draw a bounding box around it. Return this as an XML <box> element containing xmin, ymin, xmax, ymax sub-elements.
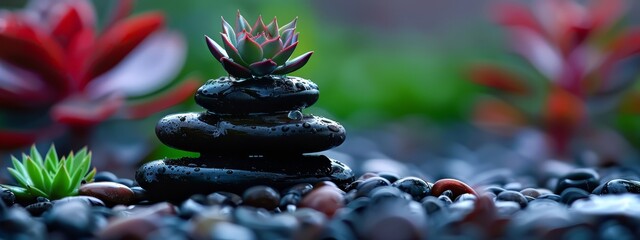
<box><xmin>83</xmin><ymin>12</ymin><xmax>164</xmax><ymax>85</ymax></box>
<box><xmin>472</xmin><ymin>98</ymin><xmax>526</xmax><ymax>135</ymax></box>
<box><xmin>51</xmin><ymin>6</ymin><xmax>85</xmax><ymax>49</ymax></box>
<box><xmin>51</xmin><ymin>93</ymin><xmax>124</xmax><ymax>127</ymax></box>
<box><xmin>468</xmin><ymin>64</ymin><xmax>530</xmax><ymax>95</ymax></box>
<box><xmin>66</xmin><ymin>28</ymin><xmax>96</xmax><ymax>84</ymax></box>
<box><xmin>125</xmin><ymin>77</ymin><xmax>201</xmax><ymax>119</ymax></box>
<box><xmin>492</xmin><ymin>2</ymin><xmax>545</xmax><ymax>36</ymax></box>
<box><xmin>0</xmin><ymin>16</ymin><xmax>69</xmax><ymax>96</ymax></box>
<box><xmin>0</xmin><ymin>130</ymin><xmax>41</xmax><ymax>150</ymax></box>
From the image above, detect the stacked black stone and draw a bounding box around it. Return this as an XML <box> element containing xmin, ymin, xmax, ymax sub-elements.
<box><xmin>136</xmin><ymin>76</ymin><xmax>354</xmax><ymax>201</ymax></box>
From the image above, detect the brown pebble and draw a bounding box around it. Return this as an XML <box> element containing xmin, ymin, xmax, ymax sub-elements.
<box><xmin>431</xmin><ymin>179</ymin><xmax>477</xmax><ymax>200</ymax></box>
<box><xmin>98</xmin><ymin>213</ymin><xmax>159</xmax><ymax>239</ymax></box>
<box><xmin>79</xmin><ymin>182</ymin><xmax>134</xmax><ymax>206</ymax></box>
<box><xmin>242</xmin><ymin>186</ymin><xmax>280</xmax><ymax>210</ymax></box>
<box><xmin>520</xmin><ymin>188</ymin><xmax>541</xmax><ymax>198</ymax></box>
<box><xmin>314</xmin><ymin>181</ymin><xmax>338</xmax><ymax>189</ymax></box>
<box><xmin>300</xmin><ymin>186</ymin><xmax>344</xmax><ymax>218</ymax></box>
<box><xmin>358</xmin><ymin>172</ymin><xmax>379</xmax><ymax>180</ymax></box>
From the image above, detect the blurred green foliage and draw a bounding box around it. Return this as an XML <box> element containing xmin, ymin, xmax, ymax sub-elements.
<box><xmin>116</xmin><ymin>0</ymin><xmax>490</xmax><ymax>126</ymax></box>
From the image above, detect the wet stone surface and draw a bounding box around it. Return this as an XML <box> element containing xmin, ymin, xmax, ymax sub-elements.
<box><xmin>195</xmin><ymin>76</ymin><xmax>319</xmax><ymax>115</ymax></box>
<box><xmin>136</xmin><ymin>156</ymin><xmax>354</xmax><ymax>201</ymax></box>
<box><xmin>156</xmin><ymin>112</ymin><xmax>346</xmax><ymax>154</ymax></box>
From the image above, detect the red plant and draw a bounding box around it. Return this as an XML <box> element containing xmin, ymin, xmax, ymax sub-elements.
<box><xmin>0</xmin><ymin>0</ymin><xmax>199</xmax><ymax>150</ymax></box>
<box><xmin>469</xmin><ymin>0</ymin><xmax>640</xmax><ymax>155</ymax></box>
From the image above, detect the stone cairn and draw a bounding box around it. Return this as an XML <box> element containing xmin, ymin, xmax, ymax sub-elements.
<box><xmin>135</xmin><ymin>76</ymin><xmax>354</xmax><ymax>200</ymax></box>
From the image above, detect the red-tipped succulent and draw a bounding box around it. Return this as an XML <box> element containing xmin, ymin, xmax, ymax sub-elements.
<box><xmin>469</xmin><ymin>0</ymin><xmax>640</xmax><ymax>155</ymax></box>
<box><xmin>205</xmin><ymin>11</ymin><xmax>313</xmax><ymax>78</ymax></box>
<box><xmin>0</xmin><ymin>0</ymin><xmax>199</xmax><ymax>150</ymax></box>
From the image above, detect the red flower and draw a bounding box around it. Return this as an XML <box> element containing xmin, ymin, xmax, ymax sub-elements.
<box><xmin>469</xmin><ymin>0</ymin><xmax>640</xmax><ymax>155</ymax></box>
<box><xmin>0</xmin><ymin>0</ymin><xmax>199</xmax><ymax>150</ymax></box>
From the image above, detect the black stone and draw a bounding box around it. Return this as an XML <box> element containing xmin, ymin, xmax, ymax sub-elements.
<box><xmin>391</xmin><ymin>177</ymin><xmax>431</xmax><ymax>201</ymax></box>
<box><xmin>156</xmin><ymin>112</ymin><xmax>346</xmax><ymax>154</ymax></box>
<box><xmin>279</xmin><ymin>193</ymin><xmax>301</xmax><ymax>208</ymax></box>
<box><xmin>52</xmin><ymin>196</ymin><xmax>105</xmax><ymax>207</ymax></box>
<box><xmin>356</xmin><ymin>177</ymin><xmax>391</xmax><ymax>198</ymax></box>
<box><xmin>496</xmin><ymin>190</ymin><xmax>528</xmax><ymax>208</ymax></box>
<box><xmin>560</xmin><ymin>187</ymin><xmax>590</xmax><ymax>205</ymax></box>
<box><xmin>206</xmin><ymin>192</ymin><xmax>243</xmax><ymax>206</ymax></box>
<box><xmin>369</xmin><ymin>186</ymin><xmax>409</xmax><ymax>201</ymax></box>
<box><xmin>284</xmin><ymin>183</ymin><xmax>314</xmax><ymax>196</ymax></box>
<box><xmin>0</xmin><ymin>187</ymin><xmax>15</xmax><ymax>207</ymax></box>
<box><xmin>421</xmin><ymin>196</ymin><xmax>445</xmax><ymax>215</ymax></box>
<box><xmin>377</xmin><ymin>172</ymin><xmax>400</xmax><ymax>184</ymax></box>
<box><xmin>25</xmin><ymin>202</ymin><xmax>52</xmax><ymax>216</ymax></box>
<box><xmin>94</xmin><ymin>171</ymin><xmax>118</xmax><ymax>182</ymax></box>
<box><xmin>593</xmin><ymin>179</ymin><xmax>640</xmax><ymax>195</ymax></box>
<box><xmin>136</xmin><ymin>155</ymin><xmax>354</xmax><ymax>201</ymax></box>
<box><xmin>555</xmin><ymin>168</ymin><xmax>600</xmax><ymax>194</ymax></box>
<box><xmin>195</xmin><ymin>76</ymin><xmax>319</xmax><ymax>114</ymax></box>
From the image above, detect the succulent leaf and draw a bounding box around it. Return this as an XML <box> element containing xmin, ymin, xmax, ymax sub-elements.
<box><xmin>250</xmin><ymin>15</ymin><xmax>267</xmax><ymax>36</ymax></box>
<box><xmin>266</xmin><ymin>17</ymin><xmax>279</xmax><ymax>38</ymax></box>
<box><xmin>40</xmin><ymin>167</ymin><xmax>52</xmax><ymax>195</ymax></box>
<box><xmin>85</xmin><ymin>167</ymin><xmax>97</xmax><ymax>182</ymax></box>
<box><xmin>237</xmin><ymin>34</ymin><xmax>263</xmax><ymax>64</ymax></box>
<box><xmin>273</xmin><ymin>51</ymin><xmax>313</xmax><ymax>75</ymax></box>
<box><xmin>221</xmin><ymin>33</ymin><xmax>247</xmax><ymax>66</ymax></box>
<box><xmin>7</xmin><ymin>168</ymin><xmax>30</xmax><ymax>187</ymax></box>
<box><xmin>261</xmin><ymin>37</ymin><xmax>283</xmax><ymax>59</ymax></box>
<box><xmin>45</xmin><ymin>145</ymin><xmax>58</xmax><ymax>174</ymax></box>
<box><xmin>11</xmin><ymin>156</ymin><xmax>29</xmax><ymax>180</ymax></box>
<box><xmin>27</xmin><ymin>185</ymin><xmax>48</xmax><ymax>199</ymax></box>
<box><xmin>51</xmin><ymin>164</ymin><xmax>71</xmax><ymax>199</ymax></box>
<box><xmin>278</xmin><ymin>17</ymin><xmax>297</xmax><ymax>33</ymax></box>
<box><xmin>207</xmin><ymin>12</ymin><xmax>311</xmax><ymax>77</ymax></box>
<box><xmin>221</xmin><ymin>17</ymin><xmax>237</xmax><ymax>45</ymax></box>
<box><xmin>30</xmin><ymin>145</ymin><xmax>44</xmax><ymax>166</ymax></box>
<box><xmin>221</xmin><ymin>57</ymin><xmax>252</xmax><ymax>78</ymax></box>
<box><xmin>25</xmin><ymin>157</ymin><xmax>45</xmax><ymax>190</ymax></box>
<box><xmin>281</xmin><ymin>28</ymin><xmax>295</xmax><ymax>47</ymax></box>
<box><xmin>4</xmin><ymin>145</ymin><xmax>95</xmax><ymax>200</ymax></box>
<box><xmin>236</xmin><ymin>11</ymin><xmax>252</xmax><ymax>32</ymax></box>
<box><xmin>271</xmin><ymin>42</ymin><xmax>298</xmax><ymax>65</ymax></box>
<box><xmin>249</xmin><ymin>59</ymin><xmax>278</xmax><ymax>76</ymax></box>
<box><xmin>205</xmin><ymin>35</ymin><xmax>228</xmax><ymax>62</ymax></box>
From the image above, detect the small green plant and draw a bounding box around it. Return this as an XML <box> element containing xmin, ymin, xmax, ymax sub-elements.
<box><xmin>205</xmin><ymin>11</ymin><xmax>313</xmax><ymax>78</ymax></box>
<box><xmin>1</xmin><ymin>145</ymin><xmax>97</xmax><ymax>200</ymax></box>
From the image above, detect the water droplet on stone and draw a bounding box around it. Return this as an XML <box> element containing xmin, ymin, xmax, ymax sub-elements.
<box><xmin>288</xmin><ymin>110</ymin><xmax>303</xmax><ymax>120</ymax></box>
<box><xmin>226</xmin><ymin>170</ymin><xmax>233</xmax><ymax>174</ymax></box>
<box><xmin>188</xmin><ymin>163</ymin><xmax>197</xmax><ymax>167</ymax></box>
<box><xmin>303</xmin><ymin>122</ymin><xmax>311</xmax><ymax>128</ymax></box>
<box><xmin>194</xmin><ymin>167</ymin><xmax>200</xmax><ymax>172</ymax></box>
<box><xmin>281</xmin><ymin>126</ymin><xmax>290</xmax><ymax>132</ymax></box>
<box><xmin>179</xmin><ymin>116</ymin><xmax>186</xmax><ymax>122</ymax></box>
<box><xmin>328</xmin><ymin>125</ymin><xmax>340</xmax><ymax>132</ymax></box>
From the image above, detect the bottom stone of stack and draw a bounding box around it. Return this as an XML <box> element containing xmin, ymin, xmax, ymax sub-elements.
<box><xmin>135</xmin><ymin>155</ymin><xmax>354</xmax><ymax>201</ymax></box>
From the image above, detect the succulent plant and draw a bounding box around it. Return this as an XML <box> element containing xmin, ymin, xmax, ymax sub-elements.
<box><xmin>205</xmin><ymin>11</ymin><xmax>313</xmax><ymax>78</ymax></box>
<box><xmin>1</xmin><ymin>145</ymin><xmax>96</xmax><ymax>201</ymax></box>
<box><xmin>0</xmin><ymin>0</ymin><xmax>199</xmax><ymax>151</ymax></box>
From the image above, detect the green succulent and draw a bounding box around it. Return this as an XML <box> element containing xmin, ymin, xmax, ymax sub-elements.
<box><xmin>1</xmin><ymin>145</ymin><xmax>96</xmax><ymax>200</ymax></box>
<box><xmin>205</xmin><ymin>11</ymin><xmax>313</xmax><ymax>78</ymax></box>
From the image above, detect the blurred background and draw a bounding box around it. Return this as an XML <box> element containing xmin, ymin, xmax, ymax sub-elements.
<box><xmin>2</xmin><ymin>0</ymin><xmax>640</xmax><ymax>179</ymax></box>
